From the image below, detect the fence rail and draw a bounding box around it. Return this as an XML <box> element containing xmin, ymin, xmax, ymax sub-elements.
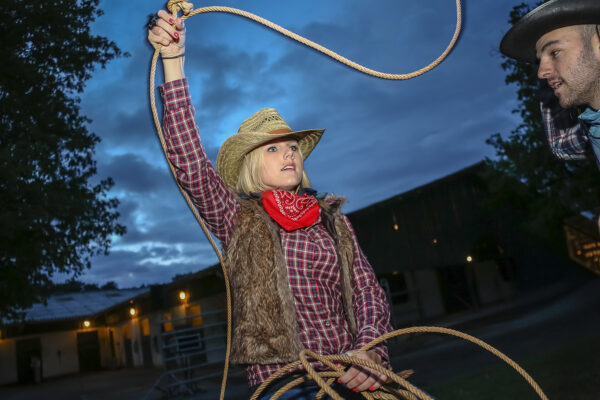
<box><xmin>141</xmin><ymin>308</ymin><xmax>228</xmax><ymax>400</ymax></box>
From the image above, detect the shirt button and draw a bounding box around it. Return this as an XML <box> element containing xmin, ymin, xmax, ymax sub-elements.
<box><xmin>324</xmin><ymin>321</ymin><xmax>331</xmax><ymax>327</ymax></box>
<box><xmin>307</xmin><ymin>264</ymin><xmax>313</xmax><ymax>269</ymax></box>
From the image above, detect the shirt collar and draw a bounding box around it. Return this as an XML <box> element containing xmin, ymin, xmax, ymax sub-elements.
<box><xmin>579</xmin><ymin>107</ymin><xmax>600</xmax><ymax>126</ymax></box>
<box><xmin>240</xmin><ymin>188</ymin><xmax>328</xmax><ymax>200</ymax></box>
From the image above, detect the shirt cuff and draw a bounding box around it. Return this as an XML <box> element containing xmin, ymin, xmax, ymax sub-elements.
<box><xmin>354</xmin><ymin>327</ymin><xmax>390</xmax><ymax>366</ymax></box>
<box><xmin>159</xmin><ymin>78</ymin><xmax>192</xmax><ymax>112</ymax></box>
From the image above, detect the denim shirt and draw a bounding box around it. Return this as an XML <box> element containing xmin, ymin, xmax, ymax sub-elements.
<box><xmin>579</xmin><ymin>107</ymin><xmax>600</xmax><ymax>169</ymax></box>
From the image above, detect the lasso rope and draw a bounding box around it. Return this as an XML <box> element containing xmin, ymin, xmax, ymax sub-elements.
<box><xmin>148</xmin><ymin>1</ymin><xmax>547</xmax><ymax>399</ymax></box>
<box><xmin>251</xmin><ymin>326</ymin><xmax>549</xmax><ymax>400</ymax></box>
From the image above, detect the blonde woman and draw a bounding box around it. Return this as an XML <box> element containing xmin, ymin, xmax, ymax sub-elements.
<box><xmin>148</xmin><ymin>10</ymin><xmax>392</xmax><ymax>399</ymax></box>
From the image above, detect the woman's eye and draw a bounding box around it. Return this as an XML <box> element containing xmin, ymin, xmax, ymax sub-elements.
<box><xmin>267</xmin><ymin>146</ymin><xmax>277</xmax><ymax>152</ymax></box>
<box><xmin>290</xmin><ymin>145</ymin><xmax>298</xmax><ymax>151</ymax></box>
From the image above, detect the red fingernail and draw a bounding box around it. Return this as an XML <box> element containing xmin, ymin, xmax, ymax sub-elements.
<box><xmin>370</xmin><ymin>386</ymin><xmax>375</xmax><ymax>391</ymax></box>
<box><xmin>169</xmin><ymin>18</ymin><xmax>173</xmax><ymax>23</ymax></box>
<box><xmin>353</xmin><ymin>388</ymin><xmax>357</xmax><ymax>392</ymax></box>
<box><xmin>173</xmin><ymin>32</ymin><xmax>179</xmax><ymax>38</ymax></box>
<box><xmin>337</xmin><ymin>379</ymin><xmax>341</xmax><ymax>383</ymax></box>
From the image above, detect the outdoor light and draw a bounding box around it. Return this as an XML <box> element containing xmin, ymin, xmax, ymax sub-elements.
<box><xmin>432</xmin><ymin>238</ymin><xmax>438</xmax><ymax>244</ymax></box>
<box><xmin>179</xmin><ymin>291</ymin><xmax>187</xmax><ymax>301</ymax></box>
<box><xmin>83</xmin><ymin>320</ymin><xmax>91</xmax><ymax>328</ymax></box>
<box><xmin>393</xmin><ymin>224</ymin><xmax>399</xmax><ymax>231</ymax></box>
<box><xmin>466</xmin><ymin>256</ymin><xmax>473</xmax><ymax>263</ymax></box>
<box><xmin>129</xmin><ymin>307</ymin><xmax>137</xmax><ymax>317</ymax></box>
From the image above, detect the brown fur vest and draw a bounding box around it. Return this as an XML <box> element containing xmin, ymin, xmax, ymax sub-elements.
<box><xmin>223</xmin><ymin>195</ymin><xmax>357</xmax><ymax>365</ymax></box>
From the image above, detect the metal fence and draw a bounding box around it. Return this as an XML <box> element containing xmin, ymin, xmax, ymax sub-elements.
<box><xmin>142</xmin><ymin>309</ymin><xmax>228</xmax><ymax>399</ymax></box>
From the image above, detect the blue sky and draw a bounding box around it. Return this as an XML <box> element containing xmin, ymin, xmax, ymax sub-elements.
<box><xmin>75</xmin><ymin>0</ymin><xmax>525</xmax><ymax>288</ymax></box>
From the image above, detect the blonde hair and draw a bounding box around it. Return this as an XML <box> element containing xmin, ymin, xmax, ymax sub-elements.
<box><xmin>235</xmin><ymin>145</ymin><xmax>311</xmax><ymax>194</ymax></box>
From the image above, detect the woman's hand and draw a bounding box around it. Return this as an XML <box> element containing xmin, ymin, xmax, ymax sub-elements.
<box><xmin>338</xmin><ymin>350</ymin><xmax>387</xmax><ymax>392</ymax></box>
<box><xmin>147</xmin><ymin>9</ymin><xmax>186</xmax><ymax>58</ymax></box>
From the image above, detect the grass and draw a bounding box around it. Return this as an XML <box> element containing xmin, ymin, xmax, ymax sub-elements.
<box><xmin>423</xmin><ymin>335</ymin><xmax>600</xmax><ymax>400</ymax></box>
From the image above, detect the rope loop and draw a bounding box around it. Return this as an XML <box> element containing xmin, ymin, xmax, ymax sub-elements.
<box><xmin>167</xmin><ymin>0</ymin><xmax>193</xmax><ymax>16</ymax></box>
<box><xmin>146</xmin><ymin>2</ymin><xmax>545</xmax><ymax>400</ymax></box>
<box><xmin>249</xmin><ymin>327</ymin><xmax>549</xmax><ymax>400</ymax></box>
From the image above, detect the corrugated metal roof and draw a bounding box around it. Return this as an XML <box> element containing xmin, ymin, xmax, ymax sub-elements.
<box><xmin>14</xmin><ymin>288</ymin><xmax>150</xmax><ymax>323</ymax></box>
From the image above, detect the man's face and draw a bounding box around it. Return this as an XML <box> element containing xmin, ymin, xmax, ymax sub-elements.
<box><xmin>536</xmin><ymin>26</ymin><xmax>600</xmax><ymax>109</ymax></box>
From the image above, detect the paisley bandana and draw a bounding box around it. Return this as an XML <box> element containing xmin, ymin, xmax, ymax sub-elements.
<box><xmin>262</xmin><ymin>190</ymin><xmax>319</xmax><ymax>231</ymax></box>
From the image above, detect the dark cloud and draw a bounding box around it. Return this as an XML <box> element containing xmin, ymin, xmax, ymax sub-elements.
<box><xmin>74</xmin><ymin>0</ymin><xmax>525</xmax><ymax>287</ymax></box>
<box><xmin>86</xmin><ymin>241</ymin><xmax>219</xmax><ymax>287</ymax></box>
<box><xmin>99</xmin><ymin>153</ymin><xmax>171</xmax><ymax>193</ymax></box>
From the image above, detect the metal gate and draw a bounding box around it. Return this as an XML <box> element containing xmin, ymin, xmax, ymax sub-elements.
<box><xmin>142</xmin><ymin>309</ymin><xmax>228</xmax><ymax>399</ymax></box>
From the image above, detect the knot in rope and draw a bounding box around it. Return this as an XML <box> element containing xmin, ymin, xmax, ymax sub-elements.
<box><xmin>167</xmin><ymin>0</ymin><xmax>194</xmax><ymax>16</ymax></box>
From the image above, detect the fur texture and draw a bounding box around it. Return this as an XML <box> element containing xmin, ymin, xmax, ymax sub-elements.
<box><xmin>223</xmin><ymin>195</ymin><xmax>357</xmax><ymax>364</ymax></box>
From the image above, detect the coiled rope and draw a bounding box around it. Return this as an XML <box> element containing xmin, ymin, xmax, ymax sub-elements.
<box><xmin>148</xmin><ymin>1</ymin><xmax>547</xmax><ymax>399</ymax></box>
<box><xmin>250</xmin><ymin>326</ymin><xmax>549</xmax><ymax>400</ymax></box>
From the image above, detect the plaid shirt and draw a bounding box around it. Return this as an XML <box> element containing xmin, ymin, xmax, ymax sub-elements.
<box><xmin>540</xmin><ymin>102</ymin><xmax>589</xmax><ymax>161</ymax></box>
<box><xmin>159</xmin><ymin>79</ymin><xmax>392</xmax><ymax>387</ymax></box>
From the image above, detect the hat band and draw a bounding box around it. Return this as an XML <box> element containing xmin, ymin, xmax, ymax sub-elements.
<box><xmin>268</xmin><ymin>128</ymin><xmax>293</xmax><ymax>134</ymax></box>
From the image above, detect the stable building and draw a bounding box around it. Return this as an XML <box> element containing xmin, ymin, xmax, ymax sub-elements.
<box><xmin>347</xmin><ymin>162</ymin><xmax>575</xmax><ymax>326</ymax></box>
<box><xmin>1</xmin><ymin>161</ymin><xmax>579</xmax><ymax>389</ymax></box>
<box><xmin>0</xmin><ymin>266</ymin><xmax>227</xmax><ymax>387</ymax></box>
<box><xmin>0</xmin><ymin>288</ymin><xmax>151</xmax><ymax>385</ymax></box>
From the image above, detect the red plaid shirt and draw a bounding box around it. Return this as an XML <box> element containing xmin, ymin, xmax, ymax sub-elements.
<box><xmin>159</xmin><ymin>79</ymin><xmax>392</xmax><ymax>387</ymax></box>
<box><xmin>540</xmin><ymin>102</ymin><xmax>589</xmax><ymax>161</ymax></box>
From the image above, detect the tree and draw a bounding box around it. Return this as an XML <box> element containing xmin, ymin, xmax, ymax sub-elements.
<box><xmin>485</xmin><ymin>1</ymin><xmax>600</xmax><ymax>247</ymax></box>
<box><xmin>0</xmin><ymin>0</ymin><xmax>127</xmax><ymax>319</ymax></box>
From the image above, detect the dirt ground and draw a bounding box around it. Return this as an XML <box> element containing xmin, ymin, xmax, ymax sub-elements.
<box><xmin>1</xmin><ymin>277</ymin><xmax>598</xmax><ymax>400</ymax></box>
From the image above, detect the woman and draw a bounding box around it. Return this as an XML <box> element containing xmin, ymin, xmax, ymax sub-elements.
<box><xmin>148</xmin><ymin>10</ymin><xmax>392</xmax><ymax>399</ymax></box>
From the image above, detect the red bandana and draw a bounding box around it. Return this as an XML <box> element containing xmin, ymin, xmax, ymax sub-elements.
<box><xmin>262</xmin><ymin>190</ymin><xmax>319</xmax><ymax>231</ymax></box>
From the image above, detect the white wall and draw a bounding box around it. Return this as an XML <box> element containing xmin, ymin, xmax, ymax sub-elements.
<box><xmin>41</xmin><ymin>331</ymin><xmax>79</xmax><ymax>379</ymax></box>
<box><xmin>0</xmin><ymin>338</ymin><xmax>17</xmax><ymax>385</ymax></box>
<box><xmin>414</xmin><ymin>268</ymin><xmax>445</xmax><ymax>319</ymax></box>
<box><xmin>473</xmin><ymin>261</ymin><xmax>515</xmax><ymax>305</ymax></box>
<box><xmin>0</xmin><ymin>330</ymin><xmax>80</xmax><ymax>386</ymax></box>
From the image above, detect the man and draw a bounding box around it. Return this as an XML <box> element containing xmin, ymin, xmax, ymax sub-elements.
<box><xmin>500</xmin><ymin>0</ymin><xmax>600</xmax><ymax>167</ymax></box>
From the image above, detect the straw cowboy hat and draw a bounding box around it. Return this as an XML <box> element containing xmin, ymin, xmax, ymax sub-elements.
<box><xmin>500</xmin><ymin>0</ymin><xmax>600</xmax><ymax>63</ymax></box>
<box><xmin>216</xmin><ymin>108</ymin><xmax>324</xmax><ymax>188</ymax></box>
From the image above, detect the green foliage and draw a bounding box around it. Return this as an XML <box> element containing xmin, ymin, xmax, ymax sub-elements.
<box><xmin>484</xmin><ymin>1</ymin><xmax>600</xmax><ymax>246</ymax></box>
<box><xmin>48</xmin><ymin>279</ymin><xmax>119</xmax><ymax>293</ymax></box>
<box><xmin>0</xmin><ymin>0</ymin><xmax>127</xmax><ymax>319</ymax></box>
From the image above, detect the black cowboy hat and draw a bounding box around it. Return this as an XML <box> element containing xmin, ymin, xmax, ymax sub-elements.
<box><xmin>500</xmin><ymin>0</ymin><xmax>600</xmax><ymax>63</ymax></box>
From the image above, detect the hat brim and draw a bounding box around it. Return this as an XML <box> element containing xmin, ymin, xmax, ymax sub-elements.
<box><xmin>500</xmin><ymin>0</ymin><xmax>600</xmax><ymax>63</ymax></box>
<box><xmin>216</xmin><ymin>128</ymin><xmax>325</xmax><ymax>189</ymax></box>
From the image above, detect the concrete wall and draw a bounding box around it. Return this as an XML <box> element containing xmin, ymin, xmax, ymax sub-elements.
<box><xmin>473</xmin><ymin>261</ymin><xmax>515</xmax><ymax>305</ymax></box>
<box><xmin>414</xmin><ymin>268</ymin><xmax>445</xmax><ymax>319</ymax></box>
<box><xmin>0</xmin><ymin>330</ymin><xmax>80</xmax><ymax>386</ymax></box>
<box><xmin>146</xmin><ymin>311</ymin><xmax>165</xmax><ymax>367</ymax></box>
<box><xmin>0</xmin><ymin>338</ymin><xmax>17</xmax><ymax>385</ymax></box>
<box><xmin>41</xmin><ymin>331</ymin><xmax>78</xmax><ymax>379</ymax></box>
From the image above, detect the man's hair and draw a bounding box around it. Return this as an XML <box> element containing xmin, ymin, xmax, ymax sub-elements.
<box><xmin>578</xmin><ymin>24</ymin><xmax>599</xmax><ymax>53</ymax></box>
<box><xmin>235</xmin><ymin>144</ymin><xmax>311</xmax><ymax>194</ymax></box>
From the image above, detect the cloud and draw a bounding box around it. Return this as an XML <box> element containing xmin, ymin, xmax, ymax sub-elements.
<box><xmin>86</xmin><ymin>240</ymin><xmax>219</xmax><ymax>287</ymax></box>
<box><xmin>71</xmin><ymin>0</ymin><xmax>526</xmax><ymax>287</ymax></box>
<box><xmin>99</xmin><ymin>153</ymin><xmax>171</xmax><ymax>194</ymax></box>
